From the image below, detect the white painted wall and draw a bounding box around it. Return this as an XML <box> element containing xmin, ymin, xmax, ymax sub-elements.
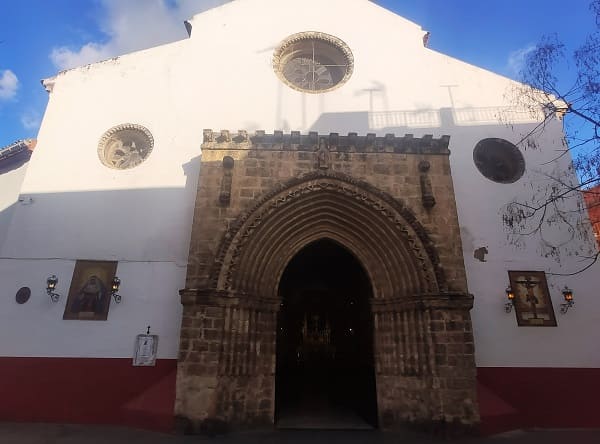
<box><xmin>0</xmin><ymin>259</ymin><xmax>183</xmax><ymax>358</ymax></box>
<box><xmin>0</xmin><ymin>159</ymin><xmax>29</xmax><ymax>251</ymax></box>
<box><xmin>0</xmin><ymin>0</ymin><xmax>598</xmax><ymax>366</ymax></box>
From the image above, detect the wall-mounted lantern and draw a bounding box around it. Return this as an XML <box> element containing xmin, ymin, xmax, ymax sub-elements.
<box><xmin>559</xmin><ymin>286</ymin><xmax>574</xmax><ymax>314</ymax></box>
<box><xmin>111</xmin><ymin>276</ymin><xmax>122</xmax><ymax>303</ymax></box>
<box><xmin>504</xmin><ymin>286</ymin><xmax>515</xmax><ymax>313</ymax></box>
<box><xmin>46</xmin><ymin>275</ymin><xmax>60</xmax><ymax>302</ymax></box>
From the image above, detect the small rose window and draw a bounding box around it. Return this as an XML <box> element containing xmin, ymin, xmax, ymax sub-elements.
<box><xmin>273</xmin><ymin>32</ymin><xmax>354</xmax><ymax>93</ymax></box>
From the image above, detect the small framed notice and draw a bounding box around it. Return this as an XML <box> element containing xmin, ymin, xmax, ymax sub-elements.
<box><xmin>133</xmin><ymin>334</ymin><xmax>158</xmax><ymax>366</ymax></box>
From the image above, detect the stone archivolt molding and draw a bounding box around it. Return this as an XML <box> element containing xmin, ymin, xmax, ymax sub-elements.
<box><xmin>211</xmin><ymin>171</ymin><xmax>446</xmax><ymax>299</ymax></box>
<box><xmin>202</xmin><ymin>129</ymin><xmax>450</xmax><ymax>154</ymax></box>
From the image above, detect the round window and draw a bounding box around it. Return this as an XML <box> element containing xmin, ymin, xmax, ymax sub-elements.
<box><xmin>273</xmin><ymin>31</ymin><xmax>354</xmax><ymax>93</ymax></box>
<box><xmin>98</xmin><ymin>124</ymin><xmax>154</xmax><ymax>170</ymax></box>
<box><xmin>15</xmin><ymin>287</ymin><xmax>31</xmax><ymax>304</ymax></box>
<box><xmin>473</xmin><ymin>138</ymin><xmax>525</xmax><ymax>184</ymax></box>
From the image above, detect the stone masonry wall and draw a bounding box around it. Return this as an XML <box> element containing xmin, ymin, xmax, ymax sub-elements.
<box><xmin>176</xmin><ymin>290</ymin><xmax>278</xmax><ymax>426</ymax></box>
<box><xmin>373</xmin><ymin>293</ymin><xmax>478</xmax><ymax>431</ymax></box>
<box><xmin>185</xmin><ymin>131</ymin><xmax>467</xmax><ymax>294</ymax></box>
<box><xmin>177</xmin><ymin>131</ymin><xmax>478</xmax><ymax>433</ymax></box>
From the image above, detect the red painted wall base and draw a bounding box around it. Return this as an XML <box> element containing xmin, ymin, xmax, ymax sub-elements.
<box><xmin>477</xmin><ymin>367</ymin><xmax>600</xmax><ymax>435</ymax></box>
<box><xmin>0</xmin><ymin>357</ymin><xmax>176</xmax><ymax>432</ymax></box>
<box><xmin>0</xmin><ymin>358</ymin><xmax>598</xmax><ymax>435</ymax></box>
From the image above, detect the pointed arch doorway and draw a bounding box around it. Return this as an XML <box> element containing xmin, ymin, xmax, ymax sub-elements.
<box><xmin>178</xmin><ymin>132</ymin><xmax>479</xmax><ymax>434</ymax></box>
<box><xmin>275</xmin><ymin>239</ymin><xmax>378</xmax><ymax>428</ymax></box>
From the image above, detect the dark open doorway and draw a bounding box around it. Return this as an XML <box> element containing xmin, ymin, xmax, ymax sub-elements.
<box><xmin>275</xmin><ymin>239</ymin><xmax>378</xmax><ymax>429</ymax></box>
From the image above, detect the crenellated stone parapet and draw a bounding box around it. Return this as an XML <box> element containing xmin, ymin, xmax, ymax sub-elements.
<box><xmin>202</xmin><ymin>129</ymin><xmax>450</xmax><ymax>154</ymax></box>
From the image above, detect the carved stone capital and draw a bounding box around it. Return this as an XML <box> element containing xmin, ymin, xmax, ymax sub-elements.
<box><xmin>371</xmin><ymin>292</ymin><xmax>474</xmax><ymax>312</ymax></box>
<box><xmin>179</xmin><ymin>288</ymin><xmax>279</xmax><ymax>312</ymax></box>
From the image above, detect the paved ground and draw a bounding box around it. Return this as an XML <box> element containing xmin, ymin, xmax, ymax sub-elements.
<box><xmin>1</xmin><ymin>423</ymin><xmax>600</xmax><ymax>444</ymax></box>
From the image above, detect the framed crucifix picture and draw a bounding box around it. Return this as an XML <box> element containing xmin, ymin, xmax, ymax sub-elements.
<box><xmin>508</xmin><ymin>270</ymin><xmax>557</xmax><ymax>327</ymax></box>
<box><xmin>63</xmin><ymin>260</ymin><xmax>118</xmax><ymax>321</ymax></box>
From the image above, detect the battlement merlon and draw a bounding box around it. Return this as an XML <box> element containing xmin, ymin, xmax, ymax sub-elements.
<box><xmin>202</xmin><ymin>130</ymin><xmax>451</xmax><ymax>155</ymax></box>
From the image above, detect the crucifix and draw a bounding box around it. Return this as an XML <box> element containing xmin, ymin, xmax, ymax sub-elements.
<box><xmin>515</xmin><ymin>276</ymin><xmax>541</xmax><ymax>318</ymax></box>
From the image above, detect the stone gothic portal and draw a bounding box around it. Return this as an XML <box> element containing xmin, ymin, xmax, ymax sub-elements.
<box><xmin>177</xmin><ymin>131</ymin><xmax>479</xmax><ymax>434</ymax></box>
<box><xmin>275</xmin><ymin>239</ymin><xmax>378</xmax><ymax>428</ymax></box>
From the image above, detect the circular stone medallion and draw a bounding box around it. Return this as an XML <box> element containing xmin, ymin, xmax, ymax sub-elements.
<box><xmin>273</xmin><ymin>31</ymin><xmax>354</xmax><ymax>93</ymax></box>
<box><xmin>98</xmin><ymin>124</ymin><xmax>154</xmax><ymax>170</ymax></box>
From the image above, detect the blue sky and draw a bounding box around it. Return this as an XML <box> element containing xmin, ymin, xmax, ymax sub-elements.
<box><xmin>0</xmin><ymin>0</ymin><xmax>596</xmax><ymax>147</ymax></box>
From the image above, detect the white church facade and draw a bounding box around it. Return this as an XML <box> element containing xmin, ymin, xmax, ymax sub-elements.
<box><xmin>0</xmin><ymin>0</ymin><xmax>598</xmax><ymax>435</ymax></box>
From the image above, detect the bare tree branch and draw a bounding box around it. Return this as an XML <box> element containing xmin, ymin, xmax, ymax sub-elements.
<box><xmin>501</xmin><ymin>1</ymin><xmax>600</xmax><ymax>274</ymax></box>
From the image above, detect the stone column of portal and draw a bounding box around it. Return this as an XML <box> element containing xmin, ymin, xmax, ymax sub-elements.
<box><xmin>175</xmin><ymin>289</ymin><xmax>279</xmax><ymax>431</ymax></box>
<box><xmin>372</xmin><ymin>292</ymin><xmax>479</xmax><ymax>435</ymax></box>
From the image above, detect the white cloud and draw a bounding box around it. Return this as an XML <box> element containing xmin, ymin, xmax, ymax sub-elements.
<box><xmin>21</xmin><ymin>111</ymin><xmax>42</xmax><ymax>131</ymax></box>
<box><xmin>0</xmin><ymin>69</ymin><xmax>19</xmax><ymax>100</ymax></box>
<box><xmin>50</xmin><ymin>0</ymin><xmax>230</xmax><ymax>70</ymax></box>
<box><xmin>50</xmin><ymin>42</ymin><xmax>112</xmax><ymax>72</ymax></box>
<box><xmin>507</xmin><ymin>44</ymin><xmax>535</xmax><ymax>78</ymax></box>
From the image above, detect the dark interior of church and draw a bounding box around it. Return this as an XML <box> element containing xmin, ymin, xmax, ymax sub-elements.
<box><xmin>275</xmin><ymin>239</ymin><xmax>378</xmax><ymax>428</ymax></box>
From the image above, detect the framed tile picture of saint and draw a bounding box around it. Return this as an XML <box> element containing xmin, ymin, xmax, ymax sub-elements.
<box><xmin>63</xmin><ymin>260</ymin><xmax>118</xmax><ymax>321</ymax></box>
<box><xmin>508</xmin><ymin>270</ymin><xmax>557</xmax><ymax>327</ymax></box>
